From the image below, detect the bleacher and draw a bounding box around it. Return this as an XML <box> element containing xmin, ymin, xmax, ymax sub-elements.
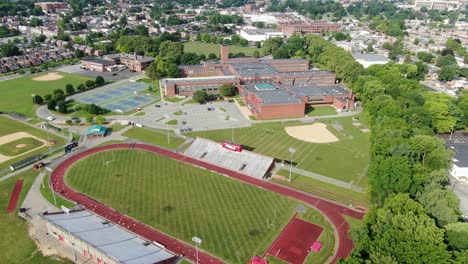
<box><xmin>183</xmin><ymin>138</ymin><xmax>274</xmax><ymax>179</ymax></box>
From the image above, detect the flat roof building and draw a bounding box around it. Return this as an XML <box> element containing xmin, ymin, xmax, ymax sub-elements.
<box><xmin>42</xmin><ymin>210</ymin><xmax>177</xmax><ymax>264</ymax></box>
<box><xmin>278</xmin><ymin>21</ymin><xmax>342</xmax><ymax>36</ymax></box>
<box><xmin>239</xmin><ymin>28</ymin><xmax>284</xmax><ymax>42</ymax></box>
<box><xmin>352</xmin><ymin>53</ymin><xmax>389</xmax><ymax>68</ymax></box>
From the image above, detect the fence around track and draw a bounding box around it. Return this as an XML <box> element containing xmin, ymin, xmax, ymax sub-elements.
<box><xmin>50</xmin><ymin>143</ymin><xmax>365</xmax><ymax>264</ymax></box>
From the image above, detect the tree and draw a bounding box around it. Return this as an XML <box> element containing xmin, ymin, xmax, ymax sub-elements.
<box><xmin>75</xmin><ymin>49</ymin><xmax>84</xmax><ymax>58</ymax></box>
<box><xmin>417</xmin><ymin>186</ymin><xmax>459</xmax><ymax>226</ymax></box>
<box><xmin>31</xmin><ymin>6</ymin><xmax>43</xmax><ymax>16</ymax></box>
<box><xmin>134</xmin><ymin>25</ymin><xmax>149</xmax><ymax>36</ymax></box>
<box><xmin>166</xmin><ymin>63</ymin><xmax>180</xmax><ymax>78</ymax></box>
<box><xmin>263</xmin><ymin>37</ymin><xmax>283</xmax><ymax>55</ymax></box>
<box><xmin>95</xmin><ymin>115</ymin><xmax>106</xmax><ymax>124</ymax></box>
<box><xmin>438</xmin><ymin>65</ymin><xmax>459</xmax><ymax>81</ymax></box>
<box><xmin>44</xmin><ymin>94</ymin><xmax>52</xmax><ymax>101</ymax></box>
<box><xmin>348</xmin><ymin>194</ymin><xmax>451</xmax><ymax>263</ymax></box>
<box><xmin>95</xmin><ymin>76</ymin><xmax>105</xmax><ymax>85</ymax></box>
<box><xmin>417</xmin><ymin>51</ymin><xmax>434</xmax><ymax>63</ymax></box>
<box><xmin>65</xmin><ymin>119</ymin><xmax>72</xmax><ymax>125</ymax></box>
<box><xmin>57</xmin><ymin>100</ymin><xmax>67</xmax><ymax>113</ymax></box>
<box><xmin>181</xmin><ymin>53</ymin><xmax>201</xmax><ymax>65</ymax></box>
<box><xmin>445</xmin><ymin>223</ymin><xmax>468</xmax><ymax>251</ymax></box>
<box><xmin>145</xmin><ymin>61</ymin><xmax>160</xmax><ymax>80</ymax></box>
<box><xmin>436</xmin><ymin>55</ymin><xmax>457</xmax><ymax>67</ymax></box>
<box><xmin>219</xmin><ymin>84</ymin><xmax>236</xmax><ymax>97</ymax></box>
<box><xmin>159</xmin><ymin>41</ymin><xmax>184</xmax><ymax>62</ymax></box>
<box><xmin>85</xmin><ymin>80</ymin><xmax>95</xmax><ymax>88</ymax></box>
<box><xmin>208</xmin><ymin>53</ymin><xmax>217</xmax><ymax>60</ymax></box>
<box><xmin>0</xmin><ymin>41</ymin><xmax>20</xmax><ymax>57</ymax></box>
<box><xmin>253</xmin><ymin>50</ymin><xmax>260</xmax><ymax>58</ymax></box>
<box><xmin>87</xmin><ymin>104</ymin><xmax>102</xmax><ymax>115</ymax></box>
<box><xmin>77</xmin><ymin>84</ymin><xmax>86</xmax><ymax>92</ymax></box>
<box><xmin>86</xmin><ymin>116</ymin><xmax>94</xmax><ymax>124</ymax></box>
<box><xmin>32</xmin><ymin>95</ymin><xmax>43</xmax><ymax>105</ymax></box>
<box><xmin>65</xmin><ymin>84</ymin><xmax>74</xmax><ymax>95</ymax></box>
<box><xmin>47</xmin><ymin>99</ymin><xmax>57</xmax><ymax>111</ymax></box>
<box><xmin>192</xmin><ymin>90</ymin><xmax>209</xmax><ymax>103</ymax></box>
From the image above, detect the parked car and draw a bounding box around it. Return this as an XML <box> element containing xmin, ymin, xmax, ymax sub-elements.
<box><xmin>33</xmin><ymin>162</ymin><xmax>45</xmax><ymax>170</ymax></box>
<box><xmin>71</xmin><ymin>117</ymin><xmax>80</xmax><ymax>121</ymax></box>
<box><xmin>47</xmin><ymin>116</ymin><xmax>55</xmax><ymax>121</ymax></box>
<box><xmin>155</xmin><ymin>105</ymin><xmax>161</xmax><ymax>108</ymax></box>
<box><xmin>228</xmin><ymin>99</ymin><xmax>235</xmax><ymax>103</ymax></box>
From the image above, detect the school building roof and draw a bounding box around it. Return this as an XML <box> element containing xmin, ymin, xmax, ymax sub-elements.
<box><xmin>86</xmin><ymin>125</ymin><xmax>107</xmax><ymax>136</ymax></box>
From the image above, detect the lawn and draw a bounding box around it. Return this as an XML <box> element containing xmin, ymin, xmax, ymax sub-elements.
<box><xmin>0</xmin><ymin>71</ymin><xmax>91</xmax><ymax>117</ymax></box>
<box><xmin>274</xmin><ymin>170</ymin><xmax>370</xmax><ymax>208</ymax></box>
<box><xmin>165</xmin><ymin>119</ymin><xmax>178</xmax><ymax>125</ymax></box>
<box><xmin>108</xmin><ymin>123</ymin><xmax>127</xmax><ymax>133</ymax></box>
<box><xmin>305</xmin><ymin>106</ymin><xmax>337</xmax><ymax>116</ymax></box>
<box><xmin>0</xmin><ymin>169</ymin><xmax>71</xmax><ymax>263</ymax></box>
<box><xmin>40</xmin><ymin>173</ymin><xmax>75</xmax><ymax>208</ymax></box>
<box><xmin>183</xmin><ymin>42</ymin><xmax>261</xmax><ymax>57</ymax></box>
<box><xmin>65</xmin><ymin>149</ymin><xmax>333</xmax><ymax>263</ymax></box>
<box><xmin>0</xmin><ymin>116</ymin><xmax>66</xmax><ymax>170</ymax></box>
<box><xmin>0</xmin><ymin>137</ymin><xmax>43</xmax><ymax>156</ymax></box>
<box><xmin>186</xmin><ymin>113</ymin><xmax>370</xmax><ymax>187</ymax></box>
<box><xmin>122</xmin><ymin>127</ymin><xmax>185</xmax><ymax>149</ymax></box>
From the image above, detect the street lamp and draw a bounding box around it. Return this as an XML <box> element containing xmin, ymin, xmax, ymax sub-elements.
<box><xmin>192</xmin><ymin>236</ymin><xmax>202</xmax><ymax>264</ymax></box>
<box><xmin>288</xmin><ymin>147</ymin><xmax>296</xmax><ymax>184</ymax></box>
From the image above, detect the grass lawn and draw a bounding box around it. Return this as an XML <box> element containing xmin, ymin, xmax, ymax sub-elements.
<box><xmin>183</xmin><ymin>42</ymin><xmax>261</xmax><ymax>57</ymax></box>
<box><xmin>122</xmin><ymin>127</ymin><xmax>185</xmax><ymax>149</ymax></box>
<box><xmin>108</xmin><ymin>123</ymin><xmax>127</xmax><ymax>133</ymax></box>
<box><xmin>65</xmin><ymin>149</ymin><xmax>333</xmax><ymax>263</ymax></box>
<box><xmin>173</xmin><ymin>110</ymin><xmax>183</xmax><ymax>116</ymax></box>
<box><xmin>40</xmin><ymin>173</ymin><xmax>75</xmax><ymax>208</ymax></box>
<box><xmin>305</xmin><ymin>106</ymin><xmax>337</xmax><ymax>117</ymax></box>
<box><xmin>0</xmin><ymin>137</ymin><xmax>44</xmax><ymax>156</ymax></box>
<box><xmin>186</xmin><ymin>113</ymin><xmax>370</xmax><ymax>187</ymax></box>
<box><xmin>274</xmin><ymin>170</ymin><xmax>370</xmax><ymax>208</ymax></box>
<box><xmin>94</xmin><ymin>140</ymin><xmax>125</xmax><ymax>147</ymax></box>
<box><xmin>236</xmin><ymin>99</ymin><xmax>245</xmax><ymax>106</ymax></box>
<box><xmin>0</xmin><ymin>71</ymin><xmax>91</xmax><ymax>117</ymax></box>
<box><xmin>165</xmin><ymin>119</ymin><xmax>178</xmax><ymax>125</ymax></box>
<box><xmin>0</xmin><ymin>169</ymin><xmax>72</xmax><ymax>263</ymax></box>
<box><xmin>134</xmin><ymin>112</ymin><xmax>145</xmax><ymax>116</ymax></box>
<box><xmin>0</xmin><ymin>116</ymin><xmax>66</xmax><ymax>170</ymax></box>
<box><xmin>163</xmin><ymin>96</ymin><xmax>184</xmax><ymax>103</ymax></box>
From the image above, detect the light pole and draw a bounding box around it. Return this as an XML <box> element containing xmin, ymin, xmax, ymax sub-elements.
<box><xmin>45</xmin><ymin>127</ymin><xmax>52</xmax><ymax>153</ymax></box>
<box><xmin>288</xmin><ymin>147</ymin><xmax>296</xmax><ymax>184</ymax></box>
<box><xmin>192</xmin><ymin>236</ymin><xmax>202</xmax><ymax>264</ymax></box>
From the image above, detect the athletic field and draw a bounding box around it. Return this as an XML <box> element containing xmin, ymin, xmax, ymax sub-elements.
<box><xmin>65</xmin><ymin>149</ymin><xmax>333</xmax><ymax>263</ymax></box>
<box><xmin>187</xmin><ymin>115</ymin><xmax>370</xmax><ymax>187</ymax></box>
<box><xmin>183</xmin><ymin>42</ymin><xmax>261</xmax><ymax>57</ymax></box>
<box><xmin>0</xmin><ymin>71</ymin><xmax>91</xmax><ymax>117</ymax></box>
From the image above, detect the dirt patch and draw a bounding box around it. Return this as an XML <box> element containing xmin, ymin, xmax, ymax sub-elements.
<box><xmin>32</xmin><ymin>72</ymin><xmax>63</xmax><ymax>81</ymax></box>
<box><xmin>16</xmin><ymin>144</ymin><xmax>27</xmax><ymax>148</ymax></box>
<box><xmin>352</xmin><ymin>122</ymin><xmax>362</xmax><ymax>126</ymax></box>
<box><xmin>273</xmin><ymin>175</ymin><xmax>287</xmax><ymax>181</ymax></box>
<box><xmin>361</xmin><ymin>128</ymin><xmax>371</xmax><ymax>133</ymax></box>
<box><xmin>285</xmin><ymin>123</ymin><xmax>339</xmax><ymax>143</ymax></box>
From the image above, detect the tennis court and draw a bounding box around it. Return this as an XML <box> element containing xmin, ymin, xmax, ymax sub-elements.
<box><xmin>76</xmin><ymin>82</ymin><xmax>159</xmax><ymax>112</ymax></box>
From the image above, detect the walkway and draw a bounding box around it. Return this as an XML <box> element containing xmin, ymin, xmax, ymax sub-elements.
<box><xmin>50</xmin><ymin>143</ymin><xmax>365</xmax><ymax>264</ymax></box>
<box><xmin>276</xmin><ymin>163</ymin><xmax>365</xmax><ymax>192</ymax></box>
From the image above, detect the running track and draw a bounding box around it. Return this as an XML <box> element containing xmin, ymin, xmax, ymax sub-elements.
<box><xmin>50</xmin><ymin>144</ymin><xmax>365</xmax><ymax>264</ymax></box>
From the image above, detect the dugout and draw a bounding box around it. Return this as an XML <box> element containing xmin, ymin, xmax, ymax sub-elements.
<box><xmin>9</xmin><ymin>154</ymin><xmax>43</xmax><ymax>171</ymax></box>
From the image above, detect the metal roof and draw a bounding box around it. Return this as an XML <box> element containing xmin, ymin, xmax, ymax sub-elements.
<box><xmin>288</xmin><ymin>83</ymin><xmax>349</xmax><ymax>97</ymax></box>
<box><xmin>352</xmin><ymin>53</ymin><xmax>389</xmax><ymax>62</ymax></box>
<box><xmin>229</xmin><ymin>62</ymin><xmax>278</xmax><ymax>76</ymax></box>
<box><xmin>243</xmin><ymin>83</ymin><xmax>302</xmax><ymax>105</ymax></box>
<box><xmin>42</xmin><ymin>210</ymin><xmax>176</xmax><ymax>264</ymax></box>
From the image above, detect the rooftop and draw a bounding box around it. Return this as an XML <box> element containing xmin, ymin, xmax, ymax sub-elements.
<box><xmin>230</xmin><ymin>62</ymin><xmax>277</xmax><ymax>76</ymax></box>
<box><xmin>244</xmin><ymin>83</ymin><xmax>303</xmax><ymax>105</ymax></box>
<box><xmin>288</xmin><ymin>83</ymin><xmax>349</xmax><ymax>97</ymax></box>
<box><xmin>352</xmin><ymin>53</ymin><xmax>389</xmax><ymax>62</ymax></box>
<box><xmin>86</xmin><ymin>125</ymin><xmax>107</xmax><ymax>136</ymax></box>
<box><xmin>42</xmin><ymin>210</ymin><xmax>176</xmax><ymax>264</ymax></box>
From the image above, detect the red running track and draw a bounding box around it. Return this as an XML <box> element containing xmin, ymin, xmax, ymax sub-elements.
<box><xmin>6</xmin><ymin>179</ymin><xmax>24</xmax><ymax>213</ymax></box>
<box><xmin>50</xmin><ymin>144</ymin><xmax>365</xmax><ymax>264</ymax></box>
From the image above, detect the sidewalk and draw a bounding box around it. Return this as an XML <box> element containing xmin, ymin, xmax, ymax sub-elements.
<box><xmin>275</xmin><ymin>162</ymin><xmax>365</xmax><ymax>192</ymax></box>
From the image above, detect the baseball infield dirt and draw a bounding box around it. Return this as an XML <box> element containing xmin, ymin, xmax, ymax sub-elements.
<box><xmin>285</xmin><ymin>123</ymin><xmax>339</xmax><ymax>143</ymax></box>
<box><xmin>32</xmin><ymin>72</ymin><xmax>64</xmax><ymax>81</ymax></box>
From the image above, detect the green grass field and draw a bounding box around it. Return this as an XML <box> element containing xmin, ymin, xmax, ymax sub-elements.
<box><xmin>274</xmin><ymin>170</ymin><xmax>370</xmax><ymax>208</ymax></box>
<box><xmin>0</xmin><ymin>71</ymin><xmax>91</xmax><ymax>117</ymax></box>
<box><xmin>122</xmin><ymin>127</ymin><xmax>185</xmax><ymax>149</ymax></box>
<box><xmin>0</xmin><ymin>169</ymin><xmax>71</xmax><ymax>263</ymax></box>
<box><xmin>65</xmin><ymin>149</ymin><xmax>333</xmax><ymax>263</ymax></box>
<box><xmin>305</xmin><ymin>106</ymin><xmax>337</xmax><ymax>116</ymax></box>
<box><xmin>0</xmin><ymin>137</ymin><xmax>43</xmax><ymax>156</ymax></box>
<box><xmin>0</xmin><ymin>116</ymin><xmax>66</xmax><ymax>170</ymax></box>
<box><xmin>187</xmin><ymin>114</ymin><xmax>370</xmax><ymax>187</ymax></box>
<box><xmin>183</xmin><ymin>42</ymin><xmax>261</xmax><ymax>57</ymax></box>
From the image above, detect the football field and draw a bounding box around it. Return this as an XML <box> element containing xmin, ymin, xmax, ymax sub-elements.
<box><xmin>65</xmin><ymin>149</ymin><xmax>333</xmax><ymax>263</ymax></box>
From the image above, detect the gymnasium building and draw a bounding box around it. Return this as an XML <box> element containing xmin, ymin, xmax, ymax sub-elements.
<box><xmin>160</xmin><ymin>45</ymin><xmax>354</xmax><ymax>119</ymax></box>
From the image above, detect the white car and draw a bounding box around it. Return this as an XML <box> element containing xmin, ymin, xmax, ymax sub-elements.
<box><xmin>47</xmin><ymin>116</ymin><xmax>55</xmax><ymax>121</ymax></box>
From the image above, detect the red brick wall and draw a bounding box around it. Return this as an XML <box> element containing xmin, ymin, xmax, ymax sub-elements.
<box><xmin>256</xmin><ymin>103</ymin><xmax>305</xmax><ymax>119</ymax></box>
